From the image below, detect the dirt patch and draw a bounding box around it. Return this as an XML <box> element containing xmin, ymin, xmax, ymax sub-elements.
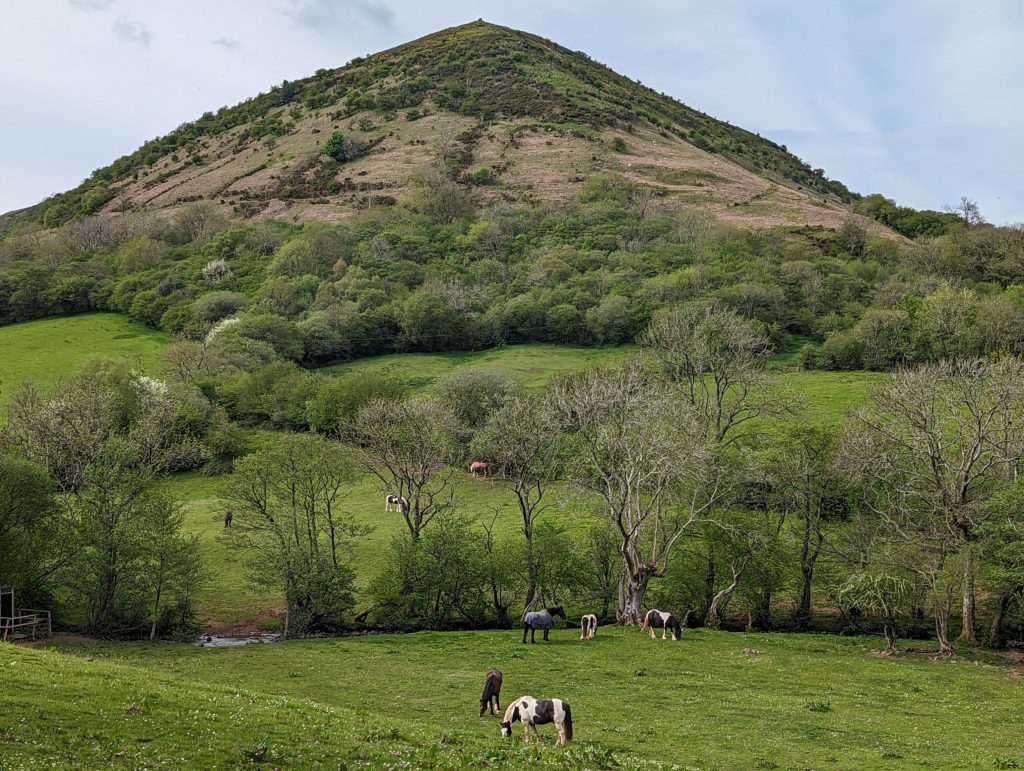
<box><xmin>202</xmin><ymin>606</ymin><xmax>286</xmax><ymax>637</ymax></box>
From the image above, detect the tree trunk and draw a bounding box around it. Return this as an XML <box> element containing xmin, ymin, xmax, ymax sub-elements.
<box><xmin>883</xmin><ymin>622</ymin><xmax>897</xmax><ymax>655</ymax></box>
<box><xmin>935</xmin><ymin>611</ymin><xmax>953</xmax><ymax>655</ymax></box>
<box><xmin>149</xmin><ymin>564</ymin><xmax>164</xmax><ymax>641</ymax></box>
<box><xmin>956</xmin><ymin>544</ymin><xmax>978</xmax><ymax>645</ymax></box>
<box><xmin>706</xmin><ymin>556</ymin><xmax>750</xmax><ymax>629</ymax></box>
<box><xmin>987</xmin><ymin>589</ymin><xmax>1019</xmax><ymax>649</ymax></box>
<box><xmin>619</xmin><ymin>570</ymin><xmax>653</xmax><ymax>625</ymax></box>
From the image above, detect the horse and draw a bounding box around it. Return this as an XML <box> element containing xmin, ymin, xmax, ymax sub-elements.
<box><xmin>640</xmin><ymin>609</ymin><xmax>692</xmax><ymax>641</ymax></box>
<box><xmin>500</xmin><ymin>696</ymin><xmax>573</xmax><ymax>745</ymax></box>
<box><xmin>384</xmin><ymin>494</ymin><xmax>408</xmax><ymax>513</ymax></box>
<box><xmin>580</xmin><ymin>613</ymin><xmax>597</xmax><ymax>640</ymax></box>
<box><xmin>469</xmin><ymin>460</ymin><xmax>490</xmax><ymax>477</ymax></box>
<box><xmin>479</xmin><ymin>669</ymin><xmax>503</xmax><ymax>716</ymax></box>
<box><xmin>522</xmin><ymin>606</ymin><xmax>565</xmax><ymax>643</ymax></box>
<box><xmin>223</xmin><ymin>510</ymin><xmax>233</xmax><ymax>528</ymax></box>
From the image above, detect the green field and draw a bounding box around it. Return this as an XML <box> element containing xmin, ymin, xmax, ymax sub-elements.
<box><xmin>0</xmin><ymin>313</ymin><xmax>169</xmax><ymax>406</ymax></box>
<box><xmin>317</xmin><ymin>343</ymin><xmax>636</xmax><ymax>390</ymax></box>
<box><xmin>0</xmin><ymin>314</ymin><xmax>883</xmax><ymax>628</ymax></box>
<box><xmin>3</xmin><ymin>627</ymin><xmax>1021</xmax><ymax>769</ymax></box>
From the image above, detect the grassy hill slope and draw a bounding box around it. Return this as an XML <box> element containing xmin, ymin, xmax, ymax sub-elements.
<box><xmin>0</xmin><ymin>314</ymin><xmax>168</xmax><ymax>407</ymax></box>
<box><xmin>5</xmin><ymin>628</ymin><xmax>1022</xmax><ymax>769</ymax></box>
<box><xmin>9</xmin><ymin>21</ymin><xmax>864</xmax><ymax>234</ymax></box>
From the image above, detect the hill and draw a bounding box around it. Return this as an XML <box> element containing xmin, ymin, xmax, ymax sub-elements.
<box><xmin>8</xmin><ymin>21</ymin><xmax>865</xmax><ymax>234</ymax></box>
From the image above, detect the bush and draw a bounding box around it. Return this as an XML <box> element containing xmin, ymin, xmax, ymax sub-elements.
<box><xmin>322</xmin><ymin>131</ymin><xmax>358</xmax><ymax>162</ymax></box>
<box><xmin>193</xmin><ymin>291</ymin><xmax>249</xmax><ymax>323</ymax></box>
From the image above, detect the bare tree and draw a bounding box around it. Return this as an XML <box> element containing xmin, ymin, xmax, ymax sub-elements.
<box><xmin>946</xmin><ymin>196</ymin><xmax>985</xmax><ymax>227</ymax></box>
<box><xmin>640</xmin><ymin>301</ymin><xmax>779</xmax><ymax>446</ymax></box>
<box><xmin>346</xmin><ymin>396</ymin><xmax>460</xmax><ymax>542</ymax></box>
<box><xmin>843</xmin><ymin>358</ymin><xmax>1024</xmax><ymax>650</ymax></box>
<box><xmin>472</xmin><ymin>393</ymin><xmax>565</xmax><ymax>608</ymax></box>
<box><xmin>551</xmin><ymin>362</ymin><xmax>716</xmax><ymax>624</ymax></box>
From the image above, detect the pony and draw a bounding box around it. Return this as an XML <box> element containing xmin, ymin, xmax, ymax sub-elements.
<box><xmin>469</xmin><ymin>461</ymin><xmax>490</xmax><ymax>477</ymax></box>
<box><xmin>500</xmin><ymin>696</ymin><xmax>573</xmax><ymax>744</ymax></box>
<box><xmin>640</xmin><ymin>609</ymin><xmax>692</xmax><ymax>640</ymax></box>
<box><xmin>223</xmin><ymin>510</ymin><xmax>233</xmax><ymax>528</ymax></box>
<box><xmin>479</xmin><ymin>669</ymin><xmax>503</xmax><ymax>716</ymax></box>
<box><xmin>522</xmin><ymin>606</ymin><xmax>565</xmax><ymax>643</ymax></box>
<box><xmin>384</xmin><ymin>494</ymin><xmax>409</xmax><ymax>513</ymax></box>
<box><xmin>579</xmin><ymin>613</ymin><xmax>597</xmax><ymax>640</ymax></box>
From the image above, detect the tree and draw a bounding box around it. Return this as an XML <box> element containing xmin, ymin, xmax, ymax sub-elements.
<box><xmin>0</xmin><ymin>454</ymin><xmax>57</xmax><ymax>602</ymax></box>
<box><xmin>224</xmin><ymin>434</ymin><xmax>363</xmax><ymax>635</ymax></box>
<box><xmin>843</xmin><ymin>358</ymin><xmax>1024</xmax><ymax>650</ymax></box>
<box><xmin>551</xmin><ymin>363</ymin><xmax>715</xmax><ymax>624</ymax></box>
<box><xmin>838</xmin><ymin>572</ymin><xmax>911</xmax><ymax>655</ymax></box>
<box><xmin>640</xmin><ymin>301</ymin><xmax>775</xmax><ymax>446</ymax></box>
<box><xmin>759</xmin><ymin>423</ymin><xmax>850</xmax><ymax>629</ymax></box>
<box><xmin>435</xmin><ymin>366</ymin><xmax>519</xmax><ymax>430</ymax></box>
<box><xmin>63</xmin><ymin>443</ymin><xmax>203</xmax><ymax>636</ymax></box>
<box><xmin>322</xmin><ymin>131</ymin><xmax>358</xmax><ymax>163</ymax></box>
<box><xmin>347</xmin><ymin>396</ymin><xmax>460</xmax><ymax>542</ymax></box>
<box><xmin>473</xmin><ymin>393</ymin><xmax>565</xmax><ymax>607</ymax></box>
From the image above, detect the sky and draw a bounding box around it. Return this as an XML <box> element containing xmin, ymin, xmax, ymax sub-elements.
<box><xmin>2</xmin><ymin>0</ymin><xmax>1023</xmax><ymax>223</ymax></box>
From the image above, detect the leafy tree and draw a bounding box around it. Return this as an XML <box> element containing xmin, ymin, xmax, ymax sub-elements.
<box><xmin>224</xmin><ymin>434</ymin><xmax>364</xmax><ymax>635</ymax></box>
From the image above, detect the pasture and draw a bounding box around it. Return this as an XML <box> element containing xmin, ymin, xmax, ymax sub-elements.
<box><xmin>0</xmin><ymin>313</ymin><xmax>883</xmax><ymax>629</ymax></box>
<box><xmin>0</xmin><ymin>313</ymin><xmax>168</xmax><ymax>406</ymax></box>
<box><xmin>4</xmin><ymin>627</ymin><xmax>1022</xmax><ymax>769</ymax></box>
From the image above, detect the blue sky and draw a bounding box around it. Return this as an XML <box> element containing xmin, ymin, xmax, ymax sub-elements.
<box><xmin>2</xmin><ymin>0</ymin><xmax>1022</xmax><ymax>223</ymax></box>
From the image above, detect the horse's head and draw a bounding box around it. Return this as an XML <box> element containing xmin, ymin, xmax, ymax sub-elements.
<box><xmin>500</xmin><ymin>721</ymin><xmax>513</xmax><ymax>737</ymax></box>
<box><xmin>549</xmin><ymin>606</ymin><xmax>565</xmax><ymax>619</ymax></box>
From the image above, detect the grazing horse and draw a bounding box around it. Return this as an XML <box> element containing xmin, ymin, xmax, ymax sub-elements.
<box><xmin>640</xmin><ymin>609</ymin><xmax>692</xmax><ymax>640</ymax></box>
<box><xmin>469</xmin><ymin>460</ymin><xmax>490</xmax><ymax>477</ymax></box>
<box><xmin>580</xmin><ymin>613</ymin><xmax>597</xmax><ymax>640</ymax></box>
<box><xmin>500</xmin><ymin>696</ymin><xmax>573</xmax><ymax>745</ymax></box>
<box><xmin>522</xmin><ymin>606</ymin><xmax>565</xmax><ymax>643</ymax></box>
<box><xmin>223</xmin><ymin>510</ymin><xmax>233</xmax><ymax>528</ymax></box>
<box><xmin>384</xmin><ymin>494</ymin><xmax>408</xmax><ymax>513</ymax></box>
<box><xmin>479</xmin><ymin>669</ymin><xmax>503</xmax><ymax>716</ymax></box>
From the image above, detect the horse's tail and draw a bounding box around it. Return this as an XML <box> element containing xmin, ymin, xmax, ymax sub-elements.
<box><xmin>639</xmin><ymin>611</ymin><xmax>650</xmax><ymax>632</ymax></box>
<box><xmin>481</xmin><ymin>674</ymin><xmax>496</xmax><ymax>706</ymax></box>
<box><xmin>562</xmin><ymin>701</ymin><xmax>573</xmax><ymax>743</ymax></box>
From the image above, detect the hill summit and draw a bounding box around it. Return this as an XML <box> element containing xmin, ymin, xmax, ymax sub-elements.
<box><xmin>15</xmin><ymin>21</ymin><xmax>858</xmax><ymax>231</ymax></box>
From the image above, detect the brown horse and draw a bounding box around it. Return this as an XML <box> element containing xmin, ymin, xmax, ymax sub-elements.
<box><xmin>223</xmin><ymin>510</ymin><xmax>233</xmax><ymax>528</ymax></box>
<box><xmin>480</xmin><ymin>669</ymin><xmax>503</xmax><ymax>716</ymax></box>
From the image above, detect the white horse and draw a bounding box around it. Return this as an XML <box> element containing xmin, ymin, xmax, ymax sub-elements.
<box><xmin>384</xmin><ymin>494</ymin><xmax>408</xmax><ymax>513</ymax></box>
<box><xmin>580</xmin><ymin>614</ymin><xmax>597</xmax><ymax>640</ymax></box>
<box><xmin>500</xmin><ymin>696</ymin><xmax>573</xmax><ymax>744</ymax></box>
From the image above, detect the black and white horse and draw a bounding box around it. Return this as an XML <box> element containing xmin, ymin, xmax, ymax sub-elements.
<box><xmin>500</xmin><ymin>696</ymin><xmax>573</xmax><ymax>744</ymax></box>
<box><xmin>479</xmin><ymin>669</ymin><xmax>503</xmax><ymax>716</ymax></box>
<box><xmin>384</xmin><ymin>494</ymin><xmax>408</xmax><ymax>513</ymax></box>
<box><xmin>580</xmin><ymin>613</ymin><xmax>597</xmax><ymax>640</ymax></box>
<box><xmin>522</xmin><ymin>606</ymin><xmax>565</xmax><ymax>643</ymax></box>
<box><xmin>640</xmin><ymin>609</ymin><xmax>691</xmax><ymax>640</ymax></box>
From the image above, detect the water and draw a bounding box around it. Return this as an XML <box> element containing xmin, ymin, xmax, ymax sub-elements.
<box><xmin>193</xmin><ymin>633</ymin><xmax>281</xmax><ymax>648</ymax></box>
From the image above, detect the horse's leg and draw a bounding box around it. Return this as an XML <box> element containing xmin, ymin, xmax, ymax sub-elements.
<box><xmin>543</xmin><ymin>628</ymin><xmax>549</xmax><ymax>642</ymax></box>
<box><xmin>522</xmin><ymin>624</ymin><xmax>528</xmax><ymax>644</ymax></box>
<box><xmin>648</xmin><ymin>626</ymin><xmax>655</xmax><ymax>639</ymax></box>
<box><xmin>531</xmin><ymin>628</ymin><xmax>536</xmax><ymax>644</ymax></box>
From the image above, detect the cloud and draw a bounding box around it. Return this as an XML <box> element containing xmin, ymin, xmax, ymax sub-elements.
<box><xmin>113</xmin><ymin>16</ymin><xmax>151</xmax><ymax>46</ymax></box>
<box><xmin>212</xmin><ymin>37</ymin><xmax>240</xmax><ymax>51</ymax></box>
<box><xmin>279</xmin><ymin>0</ymin><xmax>395</xmax><ymax>32</ymax></box>
<box><xmin>68</xmin><ymin>0</ymin><xmax>114</xmax><ymax>10</ymax></box>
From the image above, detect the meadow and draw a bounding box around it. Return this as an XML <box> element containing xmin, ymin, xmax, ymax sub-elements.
<box><xmin>0</xmin><ymin>313</ymin><xmax>168</xmax><ymax>407</ymax></box>
<box><xmin>0</xmin><ymin>313</ymin><xmax>884</xmax><ymax>629</ymax></box>
<box><xmin>3</xmin><ymin>627</ymin><xmax>1022</xmax><ymax>769</ymax></box>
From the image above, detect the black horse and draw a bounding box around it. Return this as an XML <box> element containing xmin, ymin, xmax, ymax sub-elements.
<box><xmin>522</xmin><ymin>606</ymin><xmax>565</xmax><ymax>643</ymax></box>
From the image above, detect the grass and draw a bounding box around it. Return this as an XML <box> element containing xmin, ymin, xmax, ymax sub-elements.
<box><xmin>4</xmin><ymin>627</ymin><xmax>1022</xmax><ymax>769</ymax></box>
<box><xmin>0</xmin><ymin>313</ymin><xmax>169</xmax><ymax>406</ymax></box>
<box><xmin>316</xmin><ymin>343</ymin><xmax>636</xmax><ymax>391</ymax></box>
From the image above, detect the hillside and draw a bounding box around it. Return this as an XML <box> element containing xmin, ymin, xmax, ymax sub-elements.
<box><xmin>8</xmin><ymin>21</ymin><xmax>863</xmax><ymax>233</ymax></box>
